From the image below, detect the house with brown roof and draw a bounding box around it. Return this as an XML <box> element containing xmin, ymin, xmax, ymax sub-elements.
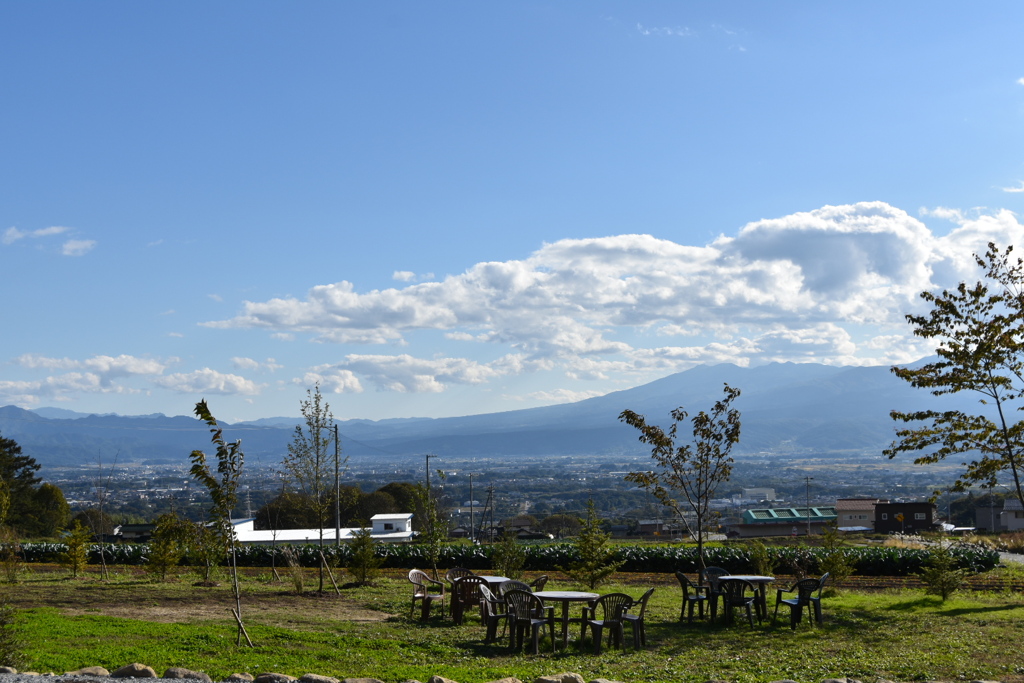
<box><xmin>835</xmin><ymin>498</ymin><xmax>887</xmax><ymax>531</ymax></box>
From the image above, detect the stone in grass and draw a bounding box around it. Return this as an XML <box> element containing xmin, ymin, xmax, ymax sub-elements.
<box><xmin>67</xmin><ymin>666</ymin><xmax>111</xmax><ymax>676</ymax></box>
<box><xmin>535</xmin><ymin>674</ymin><xmax>586</xmax><ymax>683</ymax></box>
<box><xmin>342</xmin><ymin>678</ymin><xmax>386</xmax><ymax>683</ymax></box>
<box><xmin>299</xmin><ymin>675</ymin><xmax>339</xmax><ymax>683</ymax></box>
<box><xmin>111</xmin><ymin>663</ymin><xmax>158</xmax><ymax>678</ymax></box>
<box><xmin>163</xmin><ymin>667</ymin><xmax>213</xmax><ymax>682</ymax></box>
<box><xmin>427</xmin><ymin>676</ymin><xmax>458</xmax><ymax>683</ymax></box>
<box><xmin>225</xmin><ymin>675</ymin><xmax>255</xmax><ymax>682</ymax></box>
<box><xmin>0</xmin><ymin>668</ymin><xmax>16</xmax><ymax>674</ymax></box>
<box><xmin>254</xmin><ymin>674</ymin><xmax>297</xmax><ymax>683</ymax></box>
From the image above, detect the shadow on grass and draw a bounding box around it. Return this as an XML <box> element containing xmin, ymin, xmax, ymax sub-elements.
<box><xmin>879</xmin><ymin>595</ymin><xmax>1023</xmax><ymax>616</ymax></box>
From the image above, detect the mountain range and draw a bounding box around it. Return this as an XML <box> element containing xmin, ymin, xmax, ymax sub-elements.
<box><xmin>0</xmin><ymin>359</ymin><xmax>980</xmax><ymax>470</ymax></box>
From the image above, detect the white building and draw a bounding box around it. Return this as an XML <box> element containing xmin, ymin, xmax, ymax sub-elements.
<box><xmin>230</xmin><ymin>512</ymin><xmax>415</xmax><ymax>545</ymax></box>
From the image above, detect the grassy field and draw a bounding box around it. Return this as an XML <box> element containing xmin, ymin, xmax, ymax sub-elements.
<box><xmin>4</xmin><ymin>566</ymin><xmax>1024</xmax><ymax>683</ymax></box>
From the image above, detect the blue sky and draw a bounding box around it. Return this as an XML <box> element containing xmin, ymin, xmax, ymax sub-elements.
<box><xmin>4</xmin><ymin>2</ymin><xmax>1024</xmax><ymax>422</ymax></box>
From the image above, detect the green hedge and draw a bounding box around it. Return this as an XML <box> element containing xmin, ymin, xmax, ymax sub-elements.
<box><xmin>17</xmin><ymin>540</ymin><xmax>999</xmax><ymax>576</ymax></box>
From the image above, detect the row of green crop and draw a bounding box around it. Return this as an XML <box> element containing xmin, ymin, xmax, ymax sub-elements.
<box><xmin>13</xmin><ymin>541</ymin><xmax>999</xmax><ymax>576</ymax></box>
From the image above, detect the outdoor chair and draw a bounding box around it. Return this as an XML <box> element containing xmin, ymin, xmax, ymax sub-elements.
<box><xmin>622</xmin><ymin>587</ymin><xmax>655</xmax><ymax>649</ymax></box>
<box><xmin>498</xmin><ymin>579</ymin><xmax>532</xmax><ymax>596</ymax></box>
<box><xmin>675</xmin><ymin>571</ymin><xmax>708</xmax><ymax>623</ymax></box>
<box><xmin>479</xmin><ymin>584</ymin><xmax>511</xmax><ymax>644</ymax></box>
<box><xmin>528</xmin><ymin>575</ymin><xmax>549</xmax><ymax>591</ymax></box>
<box><xmin>773</xmin><ymin>578</ymin><xmax>821</xmax><ymax>629</ymax></box>
<box><xmin>809</xmin><ymin>572</ymin><xmax>829</xmax><ymax>624</ymax></box>
<box><xmin>504</xmin><ymin>589</ymin><xmax>556</xmax><ymax>654</ymax></box>
<box><xmin>719</xmin><ymin>579</ymin><xmax>757</xmax><ymax>627</ymax></box>
<box><xmin>701</xmin><ymin>566</ymin><xmax>730</xmax><ymax>621</ymax></box>
<box><xmin>583</xmin><ymin>593</ymin><xmax>633</xmax><ymax>654</ymax></box>
<box><xmin>451</xmin><ymin>575</ymin><xmax>488</xmax><ymax>625</ymax></box>
<box><xmin>445</xmin><ymin>567</ymin><xmax>475</xmax><ymax>588</ymax></box>
<box><xmin>408</xmin><ymin>569</ymin><xmax>445</xmax><ymax>621</ymax></box>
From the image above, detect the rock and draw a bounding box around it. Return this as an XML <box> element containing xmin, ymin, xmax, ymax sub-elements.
<box><xmin>0</xmin><ymin>668</ymin><xmax>16</xmax><ymax>675</ymax></box>
<box><xmin>111</xmin><ymin>664</ymin><xmax>158</xmax><ymax>678</ymax></box>
<box><xmin>342</xmin><ymin>679</ymin><xmax>386</xmax><ymax>683</ymax></box>
<box><xmin>163</xmin><ymin>668</ymin><xmax>212</xmax><ymax>682</ymax></box>
<box><xmin>822</xmin><ymin>679</ymin><xmax>849</xmax><ymax>683</ymax></box>
<box><xmin>768</xmin><ymin>680</ymin><xmax>800</xmax><ymax>683</ymax></box>
<box><xmin>226</xmin><ymin>675</ymin><xmax>255</xmax><ymax>682</ymax></box>
<box><xmin>68</xmin><ymin>667</ymin><xmax>110</xmax><ymax>676</ymax></box>
<box><xmin>299</xmin><ymin>675</ymin><xmax>339</xmax><ymax>683</ymax></box>
<box><xmin>427</xmin><ymin>677</ymin><xmax>458</xmax><ymax>683</ymax></box>
<box><xmin>254</xmin><ymin>675</ymin><xmax>297</xmax><ymax>683</ymax></box>
<box><xmin>534</xmin><ymin>675</ymin><xmax>585</xmax><ymax>683</ymax></box>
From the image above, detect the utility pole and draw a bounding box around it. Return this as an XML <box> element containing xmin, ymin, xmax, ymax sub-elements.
<box><xmin>805</xmin><ymin>476</ymin><xmax>814</xmax><ymax>537</ymax></box>
<box><xmin>425</xmin><ymin>454</ymin><xmax>437</xmax><ymax>537</ymax></box>
<box><xmin>334</xmin><ymin>424</ymin><xmax>340</xmax><ymax>548</ymax></box>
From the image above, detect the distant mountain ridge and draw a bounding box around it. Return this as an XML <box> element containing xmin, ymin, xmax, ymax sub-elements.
<box><xmin>0</xmin><ymin>359</ymin><xmax>981</xmax><ymax>469</ymax></box>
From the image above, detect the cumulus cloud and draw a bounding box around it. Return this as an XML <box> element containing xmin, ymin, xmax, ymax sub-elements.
<box><xmin>393</xmin><ymin>271</ymin><xmax>416</xmax><ymax>282</ymax></box>
<box><xmin>1</xmin><ymin>353</ymin><xmax>264</xmax><ymax>403</ymax></box>
<box><xmin>1001</xmin><ymin>181</ymin><xmax>1024</xmax><ymax>193</ymax></box>
<box><xmin>61</xmin><ymin>239</ymin><xmax>96</xmax><ymax>256</ymax></box>
<box><xmin>231</xmin><ymin>357</ymin><xmax>282</xmax><ymax>373</ymax></box>
<box><xmin>207</xmin><ymin>201</ymin><xmax>1024</xmax><ymax>395</ymax></box>
<box><xmin>154</xmin><ymin>369</ymin><xmax>263</xmax><ymax>395</ymax></box>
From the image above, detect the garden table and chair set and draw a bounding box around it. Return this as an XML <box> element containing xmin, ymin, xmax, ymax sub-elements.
<box><xmin>407</xmin><ymin>566</ymin><xmax>829</xmax><ymax>655</ymax></box>
<box><xmin>676</xmin><ymin>567</ymin><xmax>829</xmax><ymax>629</ymax></box>
<box><xmin>408</xmin><ymin>567</ymin><xmax>655</xmax><ymax>654</ymax></box>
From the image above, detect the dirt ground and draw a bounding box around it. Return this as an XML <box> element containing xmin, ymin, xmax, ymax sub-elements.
<box><xmin>2</xmin><ymin>566</ymin><xmax>392</xmax><ymax>628</ymax></box>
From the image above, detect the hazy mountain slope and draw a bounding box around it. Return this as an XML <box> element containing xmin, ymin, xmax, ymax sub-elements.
<box><xmin>0</xmin><ymin>360</ymin><xmax>988</xmax><ymax>468</ymax></box>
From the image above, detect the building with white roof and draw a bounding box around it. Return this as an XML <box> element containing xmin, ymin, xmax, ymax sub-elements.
<box><xmin>230</xmin><ymin>512</ymin><xmax>415</xmax><ymax>545</ymax></box>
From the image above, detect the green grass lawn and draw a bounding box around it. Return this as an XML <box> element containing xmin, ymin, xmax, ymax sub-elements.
<box><xmin>5</xmin><ymin>569</ymin><xmax>1024</xmax><ymax>683</ymax></box>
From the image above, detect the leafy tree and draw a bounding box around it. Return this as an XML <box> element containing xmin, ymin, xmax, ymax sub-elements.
<box><xmin>146</xmin><ymin>512</ymin><xmax>190</xmax><ymax>581</ymax></box>
<box><xmin>491</xmin><ymin>528</ymin><xmax>526</xmax><ymax>579</ymax></box>
<box><xmin>29</xmin><ymin>483</ymin><xmax>70</xmax><ymax>538</ymax></box>
<box><xmin>920</xmin><ymin>543</ymin><xmax>967</xmax><ymax>601</ymax></box>
<box><xmin>818</xmin><ymin>522</ymin><xmax>854</xmax><ymax>587</ymax></box>
<box><xmin>346</xmin><ymin>523</ymin><xmax>383</xmax><ymax>586</ymax></box>
<box><xmin>189</xmin><ymin>400</ymin><xmax>251</xmax><ymax>646</ymax></box>
<box><xmin>254</xmin><ymin>490</ymin><xmax>321</xmax><ymax>530</ymax></box>
<box><xmin>283</xmin><ymin>385</ymin><xmax>346</xmax><ymax>593</ymax></box>
<box><xmin>414</xmin><ymin>479</ymin><xmax>447</xmax><ymax>579</ymax></box>
<box><xmin>885</xmin><ymin>243</ymin><xmax>1024</xmax><ymax>508</ymax></box>
<box><xmin>0</xmin><ymin>434</ymin><xmax>42</xmax><ymax>536</ymax></box>
<box><xmin>502</xmin><ymin>514</ymin><xmax>538</xmax><ymax>529</ymax></box>
<box><xmin>61</xmin><ymin>519</ymin><xmax>91</xmax><ymax>578</ymax></box>
<box><xmin>559</xmin><ymin>499</ymin><xmax>622</xmax><ymax>590</ymax></box>
<box><xmin>72</xmin><ymin>509</ymin><xmax>115</xmax><ymax>536</ymax></box>
<box><xmin>539</xmin><ymin>513</ymin><xmax>581</xmax><ymax>539</ymax></box>
<box><xmin>620</xmin><ymin>383</ymin><xmax>742</xmax><ymax>572</ymax></box>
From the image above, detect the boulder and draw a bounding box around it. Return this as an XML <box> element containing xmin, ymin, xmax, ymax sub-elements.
<box><xmin>535</xmin><ymin>675</ymin><xmax>585</xmax><ymax>683</ymax></box>
<box><xmin>299</xmin><ymin>675</ymin><xmax>339</xmax><ymax>683</ymax></box>
<box><xmin>163</xmin><ymin>668</ymin><xmax>213</xmax><ymax>682</ymax></box>
<box><xmin>254</xmin><ymin>674</ymin><xmax>297</xmax><ymax>683</ymax></box>
<box><xmin>427</xmin><ymin>677</ymin><xmax>459</xmax><ymax>683</ymax></box>
<box><xmin>68</xmin><ymin>667</ymin><xmax>110</xmax><ymax>676</ymax></box>
<box><xmin>226</xmin><ymin>675</ymin><xmax>255</xmax><ymax>682</ymax></box>
<box><xmin>111</xmin><ymin>664</ymin><xmax>158</xmax><ymax>678</ymax></box>
<box><xmin>0</xmin><ymin>668</ymin><xmax>16</xmax><ymax>675</ymax></box>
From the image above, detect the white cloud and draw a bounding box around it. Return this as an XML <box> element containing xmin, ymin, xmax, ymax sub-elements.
<box><xmin>154</xmin><ymin>369</ymin><xmax>263</xmax><ymax>395</ymax></box>
<box><xmin>522</xmin><ymin>388</ymin><xmax>606</xmax><ymax>403</ymax></box>
<box><xmin>1001</xmin><ymin>181</ymin><xmax>1024</xmax><ymax>193</ymax></box>
<box><xmin>61</xmin><ymin>239</ymin><xmax>96</xmax><ymax>256</ymax></box>
<box><xmin>636</xmin><ymin>23</ymin><xmax>694</xmax><ymax>37</ymax></box>
<box><xmin>4</xmin><ymin>225</ymin><xmax>72</xmax><ymax>245</ymax></box>
<box><xmin>231</xmin><ymin>357</ymin><xmax>282</xmax><ymax>373</ymax></box>
<box><xmin>1018</xmin><ymin>77</ymin><xmax>1024</xmax><ymax>86</ymax></box>
<box><xmin>1</xmin><ymin>353</ymin><xmax>265</xmax><ymax>403</ymax></box>
<box><xmin>206</xmin><ymin>201</ymin><xmax>1024</xmax><ymax>394</ymax></box>
<box><xmin>393</xmin><ymin>271</ymin><xmax>416</xmax><ymax>282</ymax></box>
